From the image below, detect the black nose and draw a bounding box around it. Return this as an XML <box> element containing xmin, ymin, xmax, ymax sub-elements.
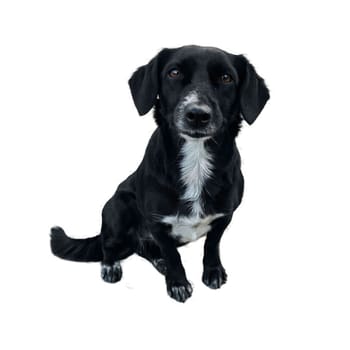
<box><xmin>185</xmin><ymin>107</ymin><xmax>211</xmax><ymax>127</ymax></box>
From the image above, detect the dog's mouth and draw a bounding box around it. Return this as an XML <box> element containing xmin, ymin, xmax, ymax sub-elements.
<box><xmin>179</xmin><ymin>129</ymin><xmax>215</xmax><ymax>139</ymax></box>
<box><xmin>174</xmin><ymin>115</ymin><xmax>221</xmax><ymax>139</ymax></box>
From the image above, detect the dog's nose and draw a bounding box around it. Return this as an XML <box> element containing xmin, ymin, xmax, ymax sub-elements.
<box><xmin>185</xmin><ymin>107</ymin><xmax>211</xmax><ymax>127</ymax></box>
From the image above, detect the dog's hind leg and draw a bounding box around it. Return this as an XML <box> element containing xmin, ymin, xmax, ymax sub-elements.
<box><xmin>100</xmin><ymin>236</ymin><xmax>134</xmax><ymax>283</ymax></box>
<box><xmin>100</xmin><ymin>191</ymin><xmax>138</xmax><ymax>283</ymax></box>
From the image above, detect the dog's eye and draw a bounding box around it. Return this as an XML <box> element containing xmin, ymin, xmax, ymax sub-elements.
<box><xmin>221</xmin><ymin>74</ymin><xmax>233</xmax><ymax>84</ymax></box>
<box><xmin>168</xmin><ymin>69</ymin><xmax>181</xmax><ymax>79</ymax></box>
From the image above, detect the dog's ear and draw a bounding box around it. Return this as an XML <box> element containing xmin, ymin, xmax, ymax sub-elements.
<box><xmin>235</xmin><ymin>55</ymin><xmax>270</xmax><ymax>125</ymax></box>
<box><xmin>128</xmin><ymin>49</ymin><xmax>170</xmax><ymax>116</ymax></box>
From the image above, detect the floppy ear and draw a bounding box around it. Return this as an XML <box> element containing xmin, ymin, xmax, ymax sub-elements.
<box><xmin>128</xmin><ymin>49</ymin><xmax>169</xmax><ymax>116</ymax></box>
<box><xmin>236</xmin><ymin>55</ymin><xmax>270</xmax><ymax>125</ymax></box>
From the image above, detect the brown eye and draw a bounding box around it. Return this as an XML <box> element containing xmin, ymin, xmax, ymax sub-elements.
<box><xmin>168</xmin><ymin>69</ymin><xmax>181</xmax><ymax>78</ymax></box>
<box><xmin>221</xmin><ymin>73</ymin><xmax>233</xmax><ymax>84</ymax></box>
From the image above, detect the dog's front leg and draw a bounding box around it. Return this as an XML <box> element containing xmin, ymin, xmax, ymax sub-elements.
<box><xmin>202</xmin><ymin>215</ymin><xmax>232</xmax><ymax>289</ymax></box>
<box><xmin>148</xmin><ymin>222</ymin><xmax>192</xmax><ymax>303</ymax></box>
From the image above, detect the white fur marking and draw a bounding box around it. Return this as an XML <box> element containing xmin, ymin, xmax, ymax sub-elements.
<box><xmin>183</xmin><ymin>91</ymin><xmax>199</xmax><ymax>105</ymax></box>
<box><xmin>160</xmin><ymin>136</ymin><xmax>224</xmax><ymax>243</ymax></box>
<box><xmin>101</xmin><ymin>261</ymin><xmax>121</xmax><ymax>270</ymax></box>
<box><xmin>162</xmin><ymin>214</ymin><xmax>224</xmax><ymax>243</ymax></box>
<box><xmin>181</xmin><ymin>91</ymin><xmax>212</xmax><ymax>114</ymax></box>
<box><xmin>194</xmin><ymin>104</ymin><xmax>212</xmax><ymax>114</ymax></box>
<box><xmin>180</xmin><ymin>136</ymin><xmax>213</xmax><ymax>216</ymax></box>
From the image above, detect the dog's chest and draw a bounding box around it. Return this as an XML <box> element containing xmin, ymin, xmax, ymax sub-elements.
<box><xmin>178</xmin><ymin>137</ymin><xmax>212</xmax><ymax>216</ymax></box>
<box><xmin>161</xmin><ymin>137</ymin><xmax>223</xmax><ymax>243</ymax></box>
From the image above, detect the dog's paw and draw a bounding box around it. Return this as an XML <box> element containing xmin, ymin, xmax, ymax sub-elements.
<box><xmin>101</xmin><ymin>262</ymin><xmax>122</xmax><ymax>283</ymax></box>
<box><xmin>166</xmin><ymin>278</ymin><xmax>193</xmax><ymax>303</ymax></box>
<box><xmin>202</xmin><ymin>264</ymin><xmax>227</xmax><ymax>289</ymax></box>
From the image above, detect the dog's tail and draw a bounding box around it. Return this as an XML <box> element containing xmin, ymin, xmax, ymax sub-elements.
<box><xmin>50</xmin><ymin>226</ymin><xmax>103</xmax><ymax>262</ymax></box>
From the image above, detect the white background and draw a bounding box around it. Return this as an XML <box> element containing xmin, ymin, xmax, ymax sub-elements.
<box><xmin>1</xmin><ymin>0</ymin><xmax>349</xmax><ymax>349</ymax></box>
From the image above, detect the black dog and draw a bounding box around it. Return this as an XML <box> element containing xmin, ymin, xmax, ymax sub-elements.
<box><xmin>50</xmin><ymin>45</ymin><xmax>269</xmax><ymax>302</ymax></box>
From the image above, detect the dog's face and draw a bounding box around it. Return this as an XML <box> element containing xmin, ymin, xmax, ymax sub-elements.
<box><xmin>160</xmin><ymin>46</ymin><xmax>237</xmax><ymax>138</ymax></box>
<box><xmin>129</xmin><ymin>45</ymin><xmax>269</xmax><ymax>138</ymax></box>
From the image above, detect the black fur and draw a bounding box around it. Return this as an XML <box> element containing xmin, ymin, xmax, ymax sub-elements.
<box><xmin>50</xmin><ymin>45</ymin><xmax>269</xmax><ymax>302</ymax></box>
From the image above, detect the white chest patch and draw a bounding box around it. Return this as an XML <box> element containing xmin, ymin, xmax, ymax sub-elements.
<box><xmin>179</xmin><ymin>136</ymin><xmax>213</xmax><ymax>217</ymax></box>
<box><xmin>162</xmin><ymin>214</ymin><xmax>224</xmax><ymax>243</ymax></box>
<box><xmin>160</xmin><ymin>136</ymin><xmax>223</xmax><ymax>243</ymax></box>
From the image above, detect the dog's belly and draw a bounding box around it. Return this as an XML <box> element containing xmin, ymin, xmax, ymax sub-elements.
<box><xmin>161</xmin><ymin>213</ymin><xmax>224</xmax><ymax>243</ymax></box>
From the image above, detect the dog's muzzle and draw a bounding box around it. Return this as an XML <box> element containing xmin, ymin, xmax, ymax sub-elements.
<box><xmin>174</xmin><ymin>90</ymin><xmax>220</xmax><ymax>138</ymax></box>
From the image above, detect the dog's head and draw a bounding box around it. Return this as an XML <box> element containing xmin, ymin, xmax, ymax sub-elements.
<box><xmin>129</xmin><ymin>45</ymin><xmax>269</xmax><ymax>138</ymax></box>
